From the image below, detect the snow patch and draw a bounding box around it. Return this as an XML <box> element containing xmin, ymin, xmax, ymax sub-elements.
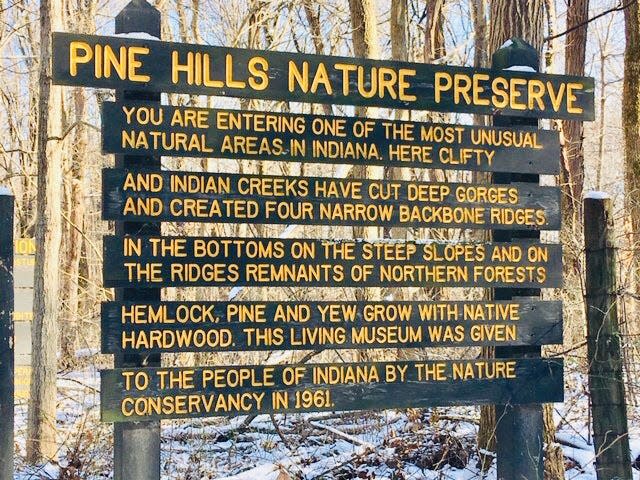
<box><xmin>499</xmin><ymin>39</ymin><xmax>514</xmax><ymax>49</ymax></box>
<box><xmin>113</xmin><ymin>32</ymin><xmax>159</xmax><ymax>40</ymax></box>
<box><xmin>504</xmin><ymin>65</ymin><xmax>536</xmax><ymax>72</ymax></box>
<box><xmin>584</xmin><ymin>190</ymin><xmax>611</xmax><ymax>200</ymax></box>
<box><xmin>75</xmin><ymin>347</ymin><xmax>99</xmax><ymax>358</ymax></box>
<box><xmin>0</xmin><ymin>186</ymin><xmax>11</xmax><ymax>195</ymax></box>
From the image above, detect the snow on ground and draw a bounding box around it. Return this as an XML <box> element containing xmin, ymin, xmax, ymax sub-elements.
<box><xmin>12</xmin><ymin>361</ymin><xmax>640</xmax><ymax>479</ymax></box>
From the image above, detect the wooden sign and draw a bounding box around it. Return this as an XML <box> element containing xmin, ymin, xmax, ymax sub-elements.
<box><xmin>101</xmin><ymin>102</ymin><xmax>561</xmax><ymax>174</ymax></box>
<box><xmin>52</xmin><ymin>33</ymin><xmax>594</xmax><ymax>120</ymax></box>
<box><xmin>100</xmin><ymin>358</ymin><xmax>564</xmax><ymax>422</ymax></box>
<box><xmin>102</xmin><ymin>169</ymin><xmax>561</xmax><ymax>230</ymax></box>
<box><xmin>13</xmin><ymin>237</ymin><xmax>34</xmax><ymax>401</ymax></box>
<box><xmin>102</xmin><ymin>236</ymin><xmax>562</xmax><ymax>288</ymax></box>
<box><xmin>101</xmin><ymin>300</ymin><xmax>563</xmax><ymax>354</ymax></box>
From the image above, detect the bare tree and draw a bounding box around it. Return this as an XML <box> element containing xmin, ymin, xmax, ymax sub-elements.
<box><xmin>424</xmin><ymin>0</ymin><xmax>446</xmax><ymax>61</ymax></box>
<box><xmin>27</xmin><ymin>0</ymin><xmax>65</xmax><ymax>462</ymax></box>
<box><xmin>349</xmin><ymin>0</ymin><xmax>382</xmax><ymax>361</ymax></box>
<box><xmin>303</xmin><ymin>0</ymin><xmax>333</xmax><ymax>116</ymax></box>
<box><xmin>470</xmin><ymin>0</ymin><xmax>488</xmax><ymax>127</ymax></box>
<box><xmin>488</xmin><ymin>0</ymin><xmax>544</xmax><ymax>53</ymax></box>
<box><xmin>623</xmin><ymin>0</ymin><xmax>640</xmax><ymax>352</ymax></box>
<box><xmin>60</xmin><ymin>0</ymin><xmax>94</xmax><ymax>365</ymax></box>
<box><xmin>562</xmin><ymin>0</ymin><xmax>589</xmax><ymax>228</ymax></box>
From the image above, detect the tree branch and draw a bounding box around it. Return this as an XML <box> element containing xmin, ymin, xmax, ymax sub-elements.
<box><xmin>545</xmin><ymin>0</ymin><xmax>636</xmax><ymax>42</ymax></box>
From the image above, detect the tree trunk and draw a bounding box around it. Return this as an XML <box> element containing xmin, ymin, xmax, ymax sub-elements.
<box><xmin>424</xmin><ymin>0</ymin><xmax>447</xmax><ymax>126</ymax></box>
<box><xmin>488</xmin><ymin>0</ymin><xmax>544</xmax><ymax>53</ymax></box>
<box><xmin>471</xmin><ymin>0</ymin><xmax>488</xmax><ymax>126</ymax></box>
<box><xmin>388</xmin><ymin>0</ymin><xmax>409</xmax><ymax>359</ymax></box>
<box><xmin>561</xmin><ymin>0</ymin><xmax>589</xmax><ymax>229</ymax></box>
<box><xmin>349</xmin><ymin>0</ymin><xmax>382</xmax><ymax>361</ymax></box>
<box><xmin>477</xmin><ymin>396</ymin><xmax>496</xmax><ymax>472</ymax></box>
<box><xmin>60</xmin><ymin>87</ymin><xmax>86</xmax><ymax>364</ymax></box>
<box><xmin>471</xmin><ymin>0</ymin><xmax>488</xmax><ymax>68</ymax></box>
<box><xmin>543</xmin><ymin>403</ymin><xmax>565</xmax><ymax>480</ymax></box>
<box><xmin>623</xmin><ymin>0</ymin><xmax>640</xmax><ymax>399</ymax></box>
<box><xmin>303</xmin><ymin>0</ymin><xmax>333</xmax><ymax>116</ymax></box>
<box><xmin>27</xmin><ymin>0</ymin><xmax>64</xmax><ymax>462</ymax></box>
<box><xmin>424</xmin><ymin>0</ymin><xmax>446</xmax><ymax>61</ymax></box>
<box><xmin>624</xmin><ymin>0</ymin><xmax>640</xmax><ymax>248</ymax></box>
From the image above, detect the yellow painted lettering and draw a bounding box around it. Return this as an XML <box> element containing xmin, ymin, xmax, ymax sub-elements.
<box><xmin>69</xmin><ymin>41</ymin><xmax>92</xmax><ymax>77</ymax></box>
<box><xmin>398</xmin><ymin>68</ymin><xmax>416</xmax><ymax>101</ymax></box>
<box><xmin>434</xmin><ymin>72</ymin><xmax>452</xmax><ymax>103</ymax></box>
<box><xmin>172</xmin><ymin>50</ymin><xmax>194</xmax><ymax>84</ymax></box>
<box><xmin>288</xmin><ymin>61</ymin><xmax>308</xmax><ymax>92</ymax></box>
<box><xmin>334</xmin><ymin>63</ymin><xmax>357</xmax><ymax>95</ymax></box>
<box><xmin>508</xmin><ymin>78</ymin><xmax>527</xmax><ymax>110</ymax></box>
<box><xmin>491</xmin><ymin>77</ymin><xmax>509</xmax><ymax>109</ymax></box>
<box><xmin>566</xmin><ymin>82</ymin><xmax>583</xmax><ymax>114</ymax></box>
<box><xmin>472</xmin><ymin>73</ymin><xmax>490</xmax><ymax>106</ymax></box>
<box><xmin>127</xmin><ymin>46</ymin><xmax>150</xmax><ymax>82</ymax></box>
<box><xmin>527</xmin><ymin>79</ymin><xmax>545</xmax><ymax>110</ymax></box>
<box><xmin>310</xmin><ymin>62</ymin><xmax>332</xmax><ymax>94</ymax></box>
<box><xmin>225</xmin><ymin>53</ymin><xmax>245</xmax><ymax>88</ymax></box>
<box><xmin>248</xmin><ymin>56</ymin><xmax>269</xmax><ymax>91</ymax></box>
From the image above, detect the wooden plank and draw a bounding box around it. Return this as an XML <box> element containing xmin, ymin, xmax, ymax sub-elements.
<box><xmin>102</xmin><ymin>169</ymin><xmax>561</xmax><ymax>230</ymax></box>
<box><xmin>51</xmin><ymin>33</ymin><xmax>594</xmax><ymax>120</ymax></box>
<box><xmin>100</xmin><ymin>358</ymin><xmax>564</xmax><ymax>422</ymax></box>
<box><xmin>13</xmin><ymin>256</ymin><xmax>34</xmax><ymax>288</ymax></box>
<box><xmin>13</xmin><ymin>365</ymin><xmax>31</xmax><ymax>402</ymax></box>
<box><xmin>102</xmin><ymin>236</ymin><xmax>563</xmax><ymax>288</ymax></box>
<box><xmin>102</xmin><ymin>169</ymin><xmax>560</xmax><ymax>230</ymax></box>
<box><xmin>101</xmin><ymin>102</ymin><xmax>561</xmax><ymax>174</ymax></box>
<box><xmin>13</xmin><ymin>321</ymin><xmax>31</xmax><ymax>358</ymax></box>
<box><xmin>100</xmin><ymin>300</ymin><xmax>563</xmax><ymax>354</ymax></box>
<box><xmin>13</xmin><ymin>238</ymin><xmax>35</xmax><ymax>255</ymax></box>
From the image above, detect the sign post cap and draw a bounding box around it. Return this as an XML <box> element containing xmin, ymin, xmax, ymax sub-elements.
<box><xmin>115</xmin><ymin>0</ymin><xmax>160</xmax><ymax>38</ymax></box>
<box><xmin>492</xmin><ymin>37</ymin><xmax>539</xmax><ymax>71</ymax></box>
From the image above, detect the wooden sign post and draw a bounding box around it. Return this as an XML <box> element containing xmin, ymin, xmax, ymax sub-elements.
<box><xmin>491</xmin><ymin>38</ymin><xmax>546</xmax><ymax>480</ymax></box>
<box><xmin>112</xmin><ymin>1</ymin><xmax>161</xmax><ymax>479</ymax></box>
<box><xmin>0</xmin><ymin>189</ymin><xmax>14</xmax><ymax>480</ymax></box>
<box><xmin>584</xmin><ymin>195</ymin><xmax>633</xmax><ymax>479</ymax></box>
<box><xmin>50</xmin><ymin>1</ymin><xmax>597</xmax><ymax>478</ymax></box>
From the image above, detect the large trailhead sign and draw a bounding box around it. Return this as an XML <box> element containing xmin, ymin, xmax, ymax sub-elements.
<box><xmin>52</xmin><ymin>3</ymin><xmax>592</xmax><ymax>440</ymax></box>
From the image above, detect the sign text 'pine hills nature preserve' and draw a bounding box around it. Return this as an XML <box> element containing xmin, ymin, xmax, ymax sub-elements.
<box><xmin>49</xmin><ymin>27</ymin><xmax>595</xmax><ymax>424</ymax></box>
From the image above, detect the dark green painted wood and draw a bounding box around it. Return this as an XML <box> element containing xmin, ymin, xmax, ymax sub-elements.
<box><xmin>99</xmin><ymin>358</ymin><xmax>564</xmax><ymax>422</ymax></box>
<box><xmin>101</xmin><ymin>169</ymin><xmax>561</xmax><ymax>230</ymax></box>
<box><xmin>52</xmin><ymin>32</ymin><xmax>594</xmax><ymax>120</ymax></box>
<box><xmin>584</xmin><ymin>196</ymin><xmax>633</xmax><ymax>480</ymax></box>
<box><xmin>492</xmin><ymin>37</ymin><xmax>546</xmax><ymax>480</ymax></box>
<box><xmin>100</xmin><ymin>300</ymin><xmax>563</xmax><ymax>353</ymax></box>
<box><xmin>101</xmin><ymin>235</ymin><xmax>562</xmax><ymax>288</ymax></box>
<box><xmin>112</xmin><ymin>1</ymin><xmax>161</xmax><ymax>479</ymax></box>
<box><xmin>0</xmin><ymin>193</ymin><xmax>14</xmax><ymax>479</ymax></box>
<box><xmin>101</xmin><ymin>102</ymin><xmax>561</xmax><ymax>174</ymax></box>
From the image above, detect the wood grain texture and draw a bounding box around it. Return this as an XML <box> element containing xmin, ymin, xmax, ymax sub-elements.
<box><xmin>101</xmin><ymin>102</ymin><xmax>561</xmax><ymax>174</ymax></box>
<box><xmin>584</xmin><ymin>197</ymin><xmax>633</xmax><ymax>480</ymax></box>
<box><xmin>102</xmin><ymin>235</ymin><xmax>563</xmax><ymax>288</ymax></box>
<box><xmin>101</xmin><ymin>169</ymin><xmax>561</xmax><ymax>230</ymax></box>
<box><xmin>100</xmin><ymin>358</ymin><xmax>564</xmax><ymax>422</ymax></box>
<box><xmin>100</xmin><ymin>299</ymin><xmax>563</xmax><ymax>354</ymax></box>
<box><xmin>52</xmin><ymin>33</ymin><xmax>594</xmax><ymax>120</ymax></box>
